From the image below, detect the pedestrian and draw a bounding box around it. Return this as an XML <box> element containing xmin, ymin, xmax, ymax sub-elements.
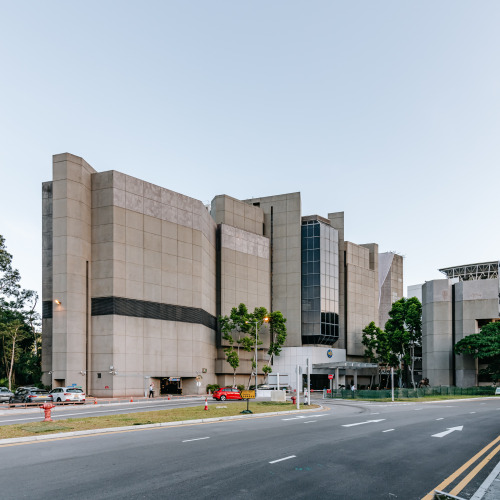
<box><xmin>351</xmin><ymin>383</ymin><xmax>356</xmax><ymax>392</ymax></box>
<box><xmin>149</xmin><ymin>382</ymin><xmax>154</xmax><ymax>398</ymax></box>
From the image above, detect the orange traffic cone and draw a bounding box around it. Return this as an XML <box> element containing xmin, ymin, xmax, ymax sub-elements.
<box><xmin>130</xmin><ymin>397</ymin><xmax>133</xmax><ymax>402</ymax></box>
<box><xmin>94</xmin><ymin>398</ymin><xmax>97</xmax><ymax>405</ymax></box>
<box><xmin>204</xmin><ymin>398</ymin><xmax>208</xmax><ymax>411</ymax></box>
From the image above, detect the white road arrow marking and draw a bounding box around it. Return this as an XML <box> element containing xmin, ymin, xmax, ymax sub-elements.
<box><xmin>432</xmin><ymin>426</ymin><xmax>463</xmax><ymax>438</ymax></box>
<box><xmin>342</xmin><ymin>419</ymin><xmax>385</xmax><ymax>427</ymax></box>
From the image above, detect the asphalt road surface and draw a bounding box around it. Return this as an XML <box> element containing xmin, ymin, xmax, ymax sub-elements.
<box><xmin>0</xmin><ymin>397</ymin><xmax>499</xmax><ymax>499</ymax></box>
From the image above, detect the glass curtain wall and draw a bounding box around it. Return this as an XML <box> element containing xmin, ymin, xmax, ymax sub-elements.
<box><xmin>301</xmin><ymin>219</ymin><xmax>340</xmax><ymax>345</ymax></box>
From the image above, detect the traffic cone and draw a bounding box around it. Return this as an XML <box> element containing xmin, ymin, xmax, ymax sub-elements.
<box><xmin>168</xmin><ymin>395</ymin><xmax>170</xmax><ymax>400</ymax></box>
<box><xmin>204</xmin><ymin>398</ymin><xmax>208</xmax><ymax>411</ymax></box>
<box><xmin>94</xmin><ymin>398</ymin><xmax>97</xmax><ymax>405</ymax></box>
<box><xmin>130</xmin><ymin>397</ymin><xmax>133</xmax><ymax>402</ymax></box>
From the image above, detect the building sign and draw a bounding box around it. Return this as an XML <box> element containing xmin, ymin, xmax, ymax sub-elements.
<box><xmin>169</xmin><ymin>377</ymin><xmax>180</xmax><ymax>382</ymax></box>
<box><xmin>327</xmin><ymin>349</ymin><xmax>333</xmax><ymax>358</ymax></box>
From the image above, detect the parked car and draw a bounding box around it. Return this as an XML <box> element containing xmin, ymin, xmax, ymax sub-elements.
<box><xmin>0</xmin><ymin>387</ymin><xmax>14</xmax><ymax>402</ymax></box>
<box><xmin>212</xmin><ymin>387</ymin><xmax>242</xmax><ymax>401</ymax></box>
<box><xmin>9</xmin><ymin>387</ymin><xmax>52</xmax><ymax>405</ymax></box>
<box><xmin>49</xmin><ymin>387</ymin><xmax>86</xmax><ymax>404</ymax></box>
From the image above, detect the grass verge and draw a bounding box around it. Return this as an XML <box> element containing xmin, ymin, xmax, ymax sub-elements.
<box><xmin>0</xmin><ymin>401</ymin><xmax>317</xmax><ymax>440</ymax></box>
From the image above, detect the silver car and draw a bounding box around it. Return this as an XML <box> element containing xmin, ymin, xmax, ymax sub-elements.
<box><xmin>0</xmin><ymin>387</ymin><xmax>14</xmax><ymax>403</ymax></box>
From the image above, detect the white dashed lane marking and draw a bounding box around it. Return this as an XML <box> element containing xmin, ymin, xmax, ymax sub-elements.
<box><xmin>269</xmin><ymin>455</ymin><xmax>296</xmax><ymax>464</ymax></box>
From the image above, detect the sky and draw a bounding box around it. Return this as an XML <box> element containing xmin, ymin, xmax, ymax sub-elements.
<box><xmin>1</xmin><ymin>1</ymin><xmax>500</xmax><ymax>307</ymax></box>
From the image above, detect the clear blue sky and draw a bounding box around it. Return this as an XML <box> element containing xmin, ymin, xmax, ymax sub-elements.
<box><xmin>1</xmin><ymin>1</ymin><xmax>500</xmax><ymax>304</ymax></box>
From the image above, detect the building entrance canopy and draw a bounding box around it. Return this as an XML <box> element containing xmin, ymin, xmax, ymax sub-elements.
<box><xmin>313</xmin><ymin>362</ymin><xmax>378</xmax><ymax>371</ymax></box>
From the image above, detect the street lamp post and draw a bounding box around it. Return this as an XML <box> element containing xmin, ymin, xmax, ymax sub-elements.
<box><xmin>247</xmin><ymin>317</ymin><xmax>269</xmax><ymax>392</ymax></box>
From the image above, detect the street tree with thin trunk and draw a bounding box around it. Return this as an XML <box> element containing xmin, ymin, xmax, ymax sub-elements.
<box><xmin>384</xmin><ymin>297</ymin><xmax>422</xmax><ymax>388</ymax></box>
<box><xmin>219</xmin><ymin>303</ymin><xmax>287</xmax><ymax>389</ymax></box>
<box><xmin>454</xmin><ymin>321</ymin><xmax>500</xmax><ymax>383</ymax></box>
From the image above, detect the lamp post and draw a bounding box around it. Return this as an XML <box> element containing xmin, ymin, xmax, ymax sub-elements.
<box><xmin>247</xmin><ymin>317</ymin><xmax>269</xmax><ymax>391</ymax></box>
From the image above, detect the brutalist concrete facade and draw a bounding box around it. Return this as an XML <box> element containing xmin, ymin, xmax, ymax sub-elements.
<box><xmin>421</xmin><ymin>274</ymin><xmax>500</xmax><ymax>387</ymax></box>
<box><xmin>42</xmin><ymin>153</ymin><xmax>403</xmax><ymax>396</ymax></box>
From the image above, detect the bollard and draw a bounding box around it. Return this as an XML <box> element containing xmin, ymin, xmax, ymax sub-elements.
<box><xmin>204</xmin><ymin>398</ymin><xmax>208</xmax><ymax>411</ymax></box>
<box><xmin>42</xmin><ymin>402</ymin><xmax>55</xmax><ymax>422</ymax></box>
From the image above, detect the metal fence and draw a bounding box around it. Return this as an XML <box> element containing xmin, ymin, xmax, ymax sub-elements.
<box><xmin>324</xmin><ymin>386</ymin><xmax>497</xmax><ymax>399</ymax></box>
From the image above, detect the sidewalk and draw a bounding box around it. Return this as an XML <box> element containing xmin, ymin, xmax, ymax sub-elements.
<box><xmin>470</xmin><ymin>461</ymin><xmax>500</xmax><ymax>500</ymax></box>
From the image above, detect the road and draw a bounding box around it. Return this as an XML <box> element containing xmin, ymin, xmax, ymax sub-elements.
<box><xmin>0</xmin><ymin>397</ymin><xmax>212</xmax><ymax>426</ymax></box>
<box><xmin>0</xmin><ymin>397</ymin><xmax>499</xmax><ymax>499</ymax></box>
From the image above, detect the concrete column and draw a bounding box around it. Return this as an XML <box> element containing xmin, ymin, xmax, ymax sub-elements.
<box><xmin>335</xmin><ymin>367</ymin><xmax>339</xmax><ymax>389</ymax></box>
<box><xmin>51</xmin><ymin>153</ymin><xmax>95</xmax><ymax>392</ymax></box>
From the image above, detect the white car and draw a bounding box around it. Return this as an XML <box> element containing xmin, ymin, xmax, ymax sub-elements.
<box><xmin>50</xmin><ymin>387</ymin><xmax>86</xmax><ymax>404</ymax></box>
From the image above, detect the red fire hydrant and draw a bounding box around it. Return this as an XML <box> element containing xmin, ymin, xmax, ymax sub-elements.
<box><xmin>42</xmin><ymin>402</ymin><xmax>55</xmax><ymax>422</ymax></box>
<box><xmin>291</xmin><ymin>396</ymin><xmax>296</xmax><ymax>405</ymax></box>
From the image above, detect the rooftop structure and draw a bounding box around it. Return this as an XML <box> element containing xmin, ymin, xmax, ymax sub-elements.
<box><xmin>438</xmin><ymin>261</ymin><xmax>499</xmax><ymax>281</ymax></box>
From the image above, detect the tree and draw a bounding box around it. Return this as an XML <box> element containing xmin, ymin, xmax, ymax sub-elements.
<box><xmin>454</xmin><ymin>321</ymin><xmax>500</xmax><ymax>383</ymax></box>
<box><xmin>219</xmin><ymin>303</ymin><xmax>287</xmax><ymax>388</ymax></box>
<box><xmin>362</xmin><ymin>321</ymin><xmax>397</xmax><ymax>388</ymax></box>
<box><xmin>0</xmin><ymin>235</ymin><xmax>41</xmax><ymax>388</ymax></box>
<box><xmin>1</xmin><ymin>319</ymin><xmax>27</xmax><ymax>390</ymax></box>
<box><xmin>0</xmin><ymin>235</ymin><xmax>21</xmax><ymax>298</ymax></box>
<box><xmin>262</xmin><ymin>364</ymin><xmax>272</xmax><ymax>383</ymax></box>
<box><xmin>225</xmin><ymin>347</ymin><xmax>240</xmax><ymax>388</ymax></box>
<box><xmin>384</xmin><ymin>297</ymin><xmax>422</xmax><ymax>388</ymax></box>
<box><xmin>362</xmin><ymin>297</ymin><xmax>422</xmax><ymax>388</ymax></box>
<box><xmin>267</xmin><ymin>311</ymin><xmax>287</xmax><ymax>363</ymax></box>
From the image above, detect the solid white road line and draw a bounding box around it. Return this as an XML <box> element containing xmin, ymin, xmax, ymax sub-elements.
<box><xmin>383</xmin><ymin>429</ymin><xmax>395</xmax><ymax>433</ymax></box>
<box><xmin>269</xmin><ymin>455</ymin><xmax>296</xmax><ymax>464</ymax></box>
<box><xmin>0</xmin><ymin>402</ymin><xmax>195</xmax><ymax>423</ymax></box>
<box><xmin>182</xmin><ymin>437</ymin><xmax>210</xmax><ymax>442</ymax></box>
<box><xmin>342</xmin><ymin>419</ymin><xmax>385</xmax><ymax>427</ymax></box>
<box><xmin>282</xmin><ymin>414</ymin><xmax>326</xmax><ymax>421</ymax></box>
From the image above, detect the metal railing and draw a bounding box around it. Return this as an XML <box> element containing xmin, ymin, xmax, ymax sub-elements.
<box><xmin>324</xmin><ymin>386</ymin><xmax>497</xmax><ymax>399</ymax></box>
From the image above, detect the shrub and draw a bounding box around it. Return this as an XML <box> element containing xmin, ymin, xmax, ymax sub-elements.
<box><xmin>206</xmin><ymin>384</ymin><xmax>219</xmax><ymax>394</ymax></box>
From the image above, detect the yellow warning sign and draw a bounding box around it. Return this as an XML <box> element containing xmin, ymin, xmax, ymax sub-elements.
<box><xmin>241</xmin><ymin>390</ymin><xmax>255</xmax><ymax>399</ymax></box>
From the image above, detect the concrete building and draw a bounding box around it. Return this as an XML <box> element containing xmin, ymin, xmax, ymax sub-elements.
<box><xmin>42</xmin><ymin>153</ymin><xmax>403</xmax><ymax>396</ymax></box>
<box><xmin>410</xmin><ymin>262</ymin><xmax>500</xmax><ymax>387</ymax></box>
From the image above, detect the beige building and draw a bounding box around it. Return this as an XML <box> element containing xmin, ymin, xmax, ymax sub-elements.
<box><xmin>42</xmin><ymin>153</ymin><xmax>403</xmax><ymax>396</ymax></box>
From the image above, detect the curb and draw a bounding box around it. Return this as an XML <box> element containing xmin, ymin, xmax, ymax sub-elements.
<box><xmin>0</xmin><ymin>406</ymin><xmax>323</xmax><ymax>445</ymax></box>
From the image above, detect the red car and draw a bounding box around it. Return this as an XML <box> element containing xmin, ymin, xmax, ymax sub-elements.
<box><xmin>212</xmin><ymin>387</ymin><xmax>242</xmax><ymax>401</ymax></box>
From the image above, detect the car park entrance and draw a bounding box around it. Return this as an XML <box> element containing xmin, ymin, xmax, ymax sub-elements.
<box><xmin>160</xmin><ymin>377</ymin><xmax>182</xmax><ymax>395</ymax></box>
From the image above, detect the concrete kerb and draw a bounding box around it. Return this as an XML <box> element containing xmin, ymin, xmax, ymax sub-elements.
<box><xmin>0</xmin><ymin>405</ymin><xmax>324</xmax><ymax>446</ymax></box>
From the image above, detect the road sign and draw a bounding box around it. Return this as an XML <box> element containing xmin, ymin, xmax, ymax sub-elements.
<box><xmin>241</xmin><ymin>390</ymin><xmax>255</xmax><ymax>399</ymax></box>
<box><xmin>196</xmin><ymin>381</ymin><xmax>201</xmax><ymax>387</ymax></box>
<box><xmin>326</xmin><ymin>389</ymin><xmax>331</xmax><ymax>394</ymax></box>
<box><xmin>328</xmin><ymin>374</ymin><xmax>333</xmax><ymax>380</ymax></box>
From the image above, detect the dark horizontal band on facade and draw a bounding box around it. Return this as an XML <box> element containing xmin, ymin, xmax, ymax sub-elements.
<box><xmin>42</xmin><ymin>301</ymin><xmax>53</xmax><ymax>319</ymax></box>
<box><xmin>42</xmin><ymin>298</ymin><xmax>217</xmax><ymax>331</ymax></box>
